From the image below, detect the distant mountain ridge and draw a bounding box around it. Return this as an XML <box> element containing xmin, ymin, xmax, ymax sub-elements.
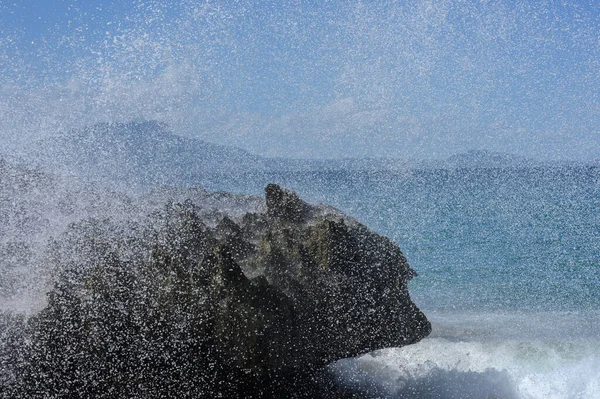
<box><xmin>416</xmin><ymin>149</ymin><xmax>535</xmax><ymax>170</ymax></box>
<box><xmin>275</xmin><ymin>150</ymin><xmax>539</xmax><ymax>173</ymax></box>
<box><xmin>10</xmin><ymin>121</ymin><xmax>590</xmax><ymax>192</ymax></box>
<box><xmin>19</xmin><ymin>121</ymin><xmax>266</xmax><ymax>189</ymax></box>
<box><xmin>445</xmin><ymin>149</ymin><xmax>531</xmax><ymax>168</ymax></box>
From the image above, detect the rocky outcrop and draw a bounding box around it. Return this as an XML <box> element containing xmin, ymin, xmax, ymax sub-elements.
<box><xmin>6</xmin><ymin>184</ymin><xmax>429</xmax><ymax>398</ymax></box>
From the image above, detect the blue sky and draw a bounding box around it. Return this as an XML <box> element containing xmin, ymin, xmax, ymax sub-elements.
<box><xmin>1</xmin><ymin>0</ymin><xmax>600</xmax><ymax>160</ymax></box>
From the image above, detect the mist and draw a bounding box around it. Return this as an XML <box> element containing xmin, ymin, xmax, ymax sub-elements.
<box><xmin>2</xmin><ymin>0</ymin><xmax>599</xmax><ymax>160</ymax></box>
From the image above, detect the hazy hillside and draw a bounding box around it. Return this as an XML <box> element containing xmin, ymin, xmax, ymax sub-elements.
<box><xmin>416</xmin><ymin>149</ymin><xmax>534</xmax><ymax>170</ymax></box>
<box><xmin>19</xmin><ymin>121</ymin><xmax>267</xmax><ymax>189</ymax></box>
<box><xmin>10</xmin><ymin>121</ymin><xmax>584</xmax><ymax>195</ymax></box>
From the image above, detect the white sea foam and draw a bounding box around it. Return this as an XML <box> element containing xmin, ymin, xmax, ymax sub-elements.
<box><xmin>331</xmin><ymin>310</ymin><xmax>600</xmax><ymax>399</ymax></box>
<box><xmin>333</xmin><ymin>335</ymin><xmax>600</xmax><ymax>398</ymax></box>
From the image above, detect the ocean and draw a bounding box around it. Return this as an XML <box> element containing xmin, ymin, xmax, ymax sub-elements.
<box><xmin>211</xmin><ymin>165</ymin><xmax>600</xmax><ymax>398</ymax></box>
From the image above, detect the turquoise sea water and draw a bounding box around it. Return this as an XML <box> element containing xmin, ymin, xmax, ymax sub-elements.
<box><xmin>333</xmin><ymin>167</ymin><xmax>599</xmax><ymax>314</ymax></box>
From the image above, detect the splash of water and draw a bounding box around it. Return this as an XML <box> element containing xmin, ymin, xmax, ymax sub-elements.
<box><xmin>1</xmin><ymin>1</ymin><xmax>599</xmax><ymax>159</ymax></box>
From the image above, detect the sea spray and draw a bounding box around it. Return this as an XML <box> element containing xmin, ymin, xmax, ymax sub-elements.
<box><xmin>332</xmin><ymin>336</ymin><xmax>600</xmax><ymax>398</ymax></box>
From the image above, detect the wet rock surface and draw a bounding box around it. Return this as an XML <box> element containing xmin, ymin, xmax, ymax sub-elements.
<box><xmin>2</xmin><ymin>183</ymin><xmax>430</xmax><ymax>398</ymax></box>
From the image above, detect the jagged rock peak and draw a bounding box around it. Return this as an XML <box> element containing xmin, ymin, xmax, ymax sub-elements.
<box><xmin>265</xmin><ymin>183</ymin><xmax>310</xmax><ymax>223</ymax></box>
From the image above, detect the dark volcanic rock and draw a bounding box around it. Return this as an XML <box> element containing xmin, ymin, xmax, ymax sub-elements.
<box><xmin>4</xmin><ymin>184</ymin><xmax>430</xmax><ymax>398</ymax></box>
<box><xmin>265</xmin><ymin>183</ymin><xmax>310</xmax><ymax>222</ymax></box>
